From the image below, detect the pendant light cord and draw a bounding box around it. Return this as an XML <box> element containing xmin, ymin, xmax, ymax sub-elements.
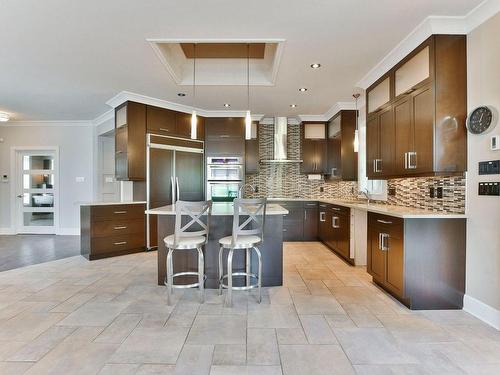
<box><xmin>247</xmin><ymin>43</ymin><xmax>250</xmax><ymax>111</ymax></box>
<box><xmin>193</xmin><ymin>44</ymin><xmax>196</xmax><ymax>108</ymax></box>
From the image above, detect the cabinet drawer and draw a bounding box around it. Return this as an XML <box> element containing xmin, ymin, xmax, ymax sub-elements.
<box><xmin>368</xmin><ymin>213</ymin><xmax>403</xmax><ymax>235</ymax></box>
<box><xmin>274</xmin><ymin>201</ymin><xmax>303</xmax><ymax>209</ymax></box>
<box><xmin>282</xmin><ymin>222</ymin><xmax>303</xmax><ymax>241</ymax></box>
<box><xmin>91</xmin><ymin>233</ymin><xmax>145</xmax><ymax>255</ymax></box>
<box><xmin>91</xmin><ymin>204</ymin><xmax>145</xmax><ymax>221</ymax></box>
<box><xmin>330</xmin><ymin>205</ymin><xmax>349</xmax><ymax>215</ymax></box>
<box><xmin>282</xmin><ymin>208</ymin><xmax>304</xmax><ymax>223</ymax></box>
<box><xmin>92</xmin><ymin>218</ymin><xmax>144</xmax><ymax>238</ymax></box>
<box><xmin>303</xmin><ymin>201</ymin><xmax>318</xmax><ymax>208</ymax></box>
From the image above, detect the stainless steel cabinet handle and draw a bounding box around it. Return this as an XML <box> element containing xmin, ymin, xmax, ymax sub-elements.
<box><xmin>116</xmin><ymin>150</ymin><xmax>124</xmax><ymax>154</ymax></box>
<box><xmin>114</xmin><ymin>226</ymin><xmax>127</xmax><ymax>230</ymax></box>
<box><xmin>220</xmin><ymin>135</ymin><xmax>230</xmax><ymax>138</ymax></box>
<box><xmin>404</xmin><ymin>152</ymin><xmax>408</xmax><ymax>169</ymax></box>
<box><xmin>159</xmin><ymin>128</ymin><xmax>170</xmax><ymax>132</ymax></box>
<box><xmin>377</xmin><ymin>219</ymin><xmax>393</xmax><ymax>224</ymax></box>
<box><xmin>380</xmin><ymin>233</ymin><xmax>389</xmax><ymax>251</ymax></box>
<box><xmin>331</xmin><ymin>207</ymin><xmax>341</xmax><ymax>211</ymax></box>
<box><xmin>16</xmin><ymin>194</ymin><xmax>23</xmax><ymax>198</ymax></box>
<box><xmin>114</xmin><ymin>241</ymin><xmax>127</xmax><ymax>245</ymax></box>
<box><xmin>332</xmin><ymin>216</ymin><xmax>340</xmax><ymax>228</ymax></box>
<box><xmin>378</xmin><ymin>233</ymin><xmax>382</xmax><ymax>250</ymax></box>
<box><xmin>304</xmin><ymin>210</ymin><xmax>307</xmax><ymax>220</ymax></box>
<box><xmin>376</xmin><ymin>159</ymin><xmax>382</xmax><ymax>172</ymax></box>
<box><xmin>306</xmin><ymin>203</ymin><xmax>316</xmax><ymax>206</ymax></box>
<box><xmin>176</xmin><ymin>177</ymin><xmax>180</xmax><ymax>201</ymax></box>
<box><xmin>408</xmin><ymin>151</ymin><xmax>417</xmax><ymax>169</ymax></box>
<box><xmin>320</xmin><ymin>212</ymin><xmax>325</xmax><ymax>222</ymax></box>
<box><xmin>283</xmin><ymin>228</ymin><xmax>287</xmax><ymax>232</ymax></box>
<box><xmin>114</xmin><ymin>211</ymin><xmax>127</xmax><ymax>214</ymax></box>
<box><xmin>171</xmin><ymin>176</ymin><xmax>175</xmax><ymax>204</ymax></box>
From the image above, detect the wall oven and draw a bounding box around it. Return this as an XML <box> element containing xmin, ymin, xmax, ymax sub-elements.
<box><xmin>206</xmin><ymin>156</ymin><xmax>244</xmax><ymax>202</ymax></box>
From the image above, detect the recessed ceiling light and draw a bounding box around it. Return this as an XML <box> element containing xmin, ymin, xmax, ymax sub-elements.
<box><xmin>223</xmin><ymin>103</ymin><xmax>231</xmax><ymax>108</ymax></box>
<box><xmin>298</xmin><ymin>88</ymin><xmax>308</xmax><ymax>92</ymax></box>
<box><xmin>290</xmin><ymin>104</ymin><xmax>297</xmax><ymax>108</ymax></box>
<box><xmin>177</xmin><ymin>93</ymin><xmax>186</xmax><ymax>97</ymax></box>
<box><xmin>310</xmin><ymin>63</ymin><xmax>321</xmax><ymax>69</ymax></box>
<box><xmin>0</xmin><ymin>112</ymin><xmax>10</xmax><ymax>122</ymax></box>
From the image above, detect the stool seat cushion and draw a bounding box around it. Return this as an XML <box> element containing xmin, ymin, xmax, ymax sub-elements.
<box><xmin>219</xmin><ymin>235</ymin><xmax>261</xmax><ymax>249</ymax></box>
<box><xmin>164</xmin><ymin>234</ymin><xmax>205</xmax><ymax>248</ymax></box>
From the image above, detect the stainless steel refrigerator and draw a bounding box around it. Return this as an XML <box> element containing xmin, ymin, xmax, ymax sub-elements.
<box><xmin>146</xmin><ymin>134</ymin><xmax>204</xmax><ymax>248</ymax></box>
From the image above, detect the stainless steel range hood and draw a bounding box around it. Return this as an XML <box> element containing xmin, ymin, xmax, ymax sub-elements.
<box><xmin>260</xmin><ymin>117</ymin><xmax>303</xmax><ymax>163</ymax></box>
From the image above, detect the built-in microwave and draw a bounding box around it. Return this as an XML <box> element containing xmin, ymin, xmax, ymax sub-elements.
<box><xmin>206</xmin><ymin>156</ymin><xmax>244</xmax><ymax>181</ymax></box>
<box><xmin>206</xmin><ymin>181</ymin><xmax>242</xmax><ymax>202</ymax></box>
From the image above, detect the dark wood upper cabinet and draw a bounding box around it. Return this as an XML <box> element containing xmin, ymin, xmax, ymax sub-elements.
<box><xmin>146</xmin><ymin>106</ymin><xmax>205</xmax><ymax>140</ymax></box>
<box><xmin>245</xmin><ymin>122</ymin><xmax>259</xmax><ymax>174</ymax></box>
<box><xmin>301</xmin><ymin>122</ymin><xmax>327</xmax><ymax>174</ymax></box>
<box><xmin>115</xmin><ymin>101</ymin><xmax>146</xmax><ymax>181</ymax></box>
<box><xmin>205</xmin><ymin>117</ymin><xmax>245</xmax><ymax>156</ymax></box>
<box><xmin>146</xmin><ymin>106</ymin><xmax>176</xmax><ymax>135</ymax></box>
<box><xmin>366</xmin><ymin>34</ymin><xmax>467</xmax><ymax>179</ymax></box>
<box><xmin>327</xmin><ymin>110</ymin><xmax>358</xmax><ymax>181</ymax></box>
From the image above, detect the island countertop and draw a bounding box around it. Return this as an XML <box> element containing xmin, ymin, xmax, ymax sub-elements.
<box><xmin>146</xmin><ymin>202</ymin><xmax>288</xmax><ymax>216</ymax></box>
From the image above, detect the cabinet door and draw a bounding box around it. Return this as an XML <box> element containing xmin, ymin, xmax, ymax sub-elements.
<box><xmin>366</xmin><ymin>115</ymin><xmax>380</xmax><ymax>179</ymax></box>
<box><xmin>115</xmin><ymin>153</ymin><xmax>128</xmax><ymax>181</ymax></box>
<box><xmin>335</xmin><ymin>211</ymin><xmax>350</xmax><ymax>260</ymax></box>
<box><xmin>245</xmin><ymin>139</ymin><xmax>259</xmax><ymax>174</ymax></box>
<box><xmin>205</xmin><ymin>117</ymin><xmax>244</xmax><ymax>139</ymax></box>
<box><xmin>379</xmin><ymin>106</ymin><xmax>395</xmax><ymax>177</ymax></box>
<box><xmin>301</xmin><ymin>139</ymin><xmax>316</xmax><ymax>173</ymax></box>
<box><xmin>315</xmin><ymin>140</ymin><xmax>328</xmax><ymax>174</ymax></box>
<box><xmin>412</xmin><ymin>85</ymin><xmax>434</xmax><ymax>174</ymax></box>
<box><xmin>318</xmin><ymin>206</ymin><xmax>329</xmax><ymax>242</ymax></box>
<box><xmin>175</xmin><ymin>151</ymin><xmax>204</xmax><ymax>201</ymax></box>
<box><xmin>327</xmin><ymin>136</ymin><xmax>341</xmax><ymax>178</ymax></box>
<box><xmin>385</xmin><ymin>227</ymin><xmax>405</xmax><ymax>298</ymax></box>
<box><xmin>146</xmin><ymin>106</ymin><xmax>176</xmax><ymax>135</ymax></box>
<box><xmin>175</xmin><ymin>112</ymin><xmax>192</xmax><ymax>138</ymax></box>
<box><xmin>326</xmin><ymin>210</ymin><xmax>337</xmax><ymax>250</ymax></box>
<box><xmin>367</xmin><ymin>224</ymin><xmax>385</xmax><ymax>284</ymax></box>
<box><xmin>394</xmin><ymin>96</ymin><xmax>413</xmax><ymax>175</ymax></box>
<box><xmin>303</xmin><ymin>208</ymin><xmax>318</xmax><ymax>240</ymax></box>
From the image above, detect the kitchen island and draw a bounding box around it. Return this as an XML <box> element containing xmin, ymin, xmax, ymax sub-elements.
<box><xmin>146</xmin><ymin>203</ymin><xmax>288</xmax><ymax>288</ymax></box>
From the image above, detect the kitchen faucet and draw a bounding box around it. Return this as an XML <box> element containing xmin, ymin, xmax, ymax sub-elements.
<box><xmin>239</xmin><ymin>183</ymin><xmax>256</xmax><ymax>198</ymax></box>
<box><xmin>359</xmin><ymin>189</ymin><xmax>371</xmax><ymax>204</ymax></box>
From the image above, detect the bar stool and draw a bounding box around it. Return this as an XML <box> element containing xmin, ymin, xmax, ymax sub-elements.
<box><xmin>163</xmin><ymin>200</ymin><xmax>212</xmax><ymax>304</ymax></box>
<box><xmin>218</xmin><ymin>198</ymin><xmax>267</xmax><ymax>307</ymax></box>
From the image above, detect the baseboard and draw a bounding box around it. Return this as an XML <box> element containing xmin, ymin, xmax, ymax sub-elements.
<box><xmin>56</xmin><ymin>228</ymin><xmax>80</xmax><ymax>236</ymax></box>
<box><xmin>0</xmin><ymin>227</ymin><xmax>15</xmax><ymax>235</ymax></box>
<box><xmin>463</xmin><ymin>294</ymin><xmax>500</xmax><ymax>330</ymax></box>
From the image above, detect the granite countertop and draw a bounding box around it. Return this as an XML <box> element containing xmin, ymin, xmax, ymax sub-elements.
<box><xmin>266</xmin><ymin>197</ymin><xmax>466</xmax><ymax>219</ymax></box>
<box><xmin>79</xmin><ymin>201</ymin><xmax>147</xmax><ymax>206</ymax></box>
<box><xmin>146</xmin><ymin>202</ymin><xmax>288</xmax><ymax>216</ymax></box>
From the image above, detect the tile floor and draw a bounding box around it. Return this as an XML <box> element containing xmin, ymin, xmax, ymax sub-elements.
<box><xmin>0</xmin><ymin>241</ymin><xmax>499</xmax><ymax>374</ymax></box>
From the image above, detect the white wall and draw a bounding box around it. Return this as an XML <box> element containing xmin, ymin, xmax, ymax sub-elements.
<box><xmin>465</xmin><ymin>12</ymin><xmax>500</xmax><ymax>329</ymax></box>
<box><xmin>0</xmin><ymin>123</ymin><xmax>94</xmax><ymax>234</ymax></box>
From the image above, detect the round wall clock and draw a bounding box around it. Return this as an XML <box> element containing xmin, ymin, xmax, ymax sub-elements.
<box><xmin>466</xmin><ymin>106</ymin><xmax>498</xmax><ymax>135</ymax></box>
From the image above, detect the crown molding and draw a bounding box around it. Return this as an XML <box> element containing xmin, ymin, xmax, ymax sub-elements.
<box><xmin>356</xmin><ymin>0</ymin><xmax>500</xmax><ymax>89</ymax></box>
<box><xmin>105</xmin><ymin>90</ymin><xmax>265</xmax><ymax>119</ymax></box>
<box><xmin>0</xmin><ymin>120</ymin><xmax>92</xmax><ymax>127</ymax></box>
<box><xmin>92</xmin><ymin>109</ymin><xmax>114</xmax><ymax>127</ymax></box>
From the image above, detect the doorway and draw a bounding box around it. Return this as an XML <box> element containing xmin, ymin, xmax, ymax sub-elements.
<box><xmin>13</xmin><ymin>148</ymin><xmax>59</xmax><ymax>234</ymax></box>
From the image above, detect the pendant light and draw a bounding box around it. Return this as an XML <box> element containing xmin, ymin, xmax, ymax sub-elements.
<box><xmin>190</xmin><ymin>44</ymin><xmax>197</xmax><ymax>140</ymax></box>
<box><xmin>245</xmin><ymin>43</ymin><xmax>252</xmax><ymax>140</ymax></box>
<box><xmin>353</xmin><ymin>93</ymin><xmax>360</xmax><ymax>153</ymax></box>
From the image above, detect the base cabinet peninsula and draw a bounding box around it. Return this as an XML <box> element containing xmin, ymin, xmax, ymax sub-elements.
<box><xmin>146</xmin><ymin>203</ymin><xmax>287</xmax><ymax>288</ymax></box>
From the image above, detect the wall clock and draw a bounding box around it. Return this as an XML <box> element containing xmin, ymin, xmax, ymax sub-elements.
<box><xmin>466</xmin><ymin>106</ymin><xmax>498</xmax><ymax>135</ymax></box>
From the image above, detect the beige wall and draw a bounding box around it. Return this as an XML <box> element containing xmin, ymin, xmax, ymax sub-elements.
<box><xmin>466</xmin><ymin>12</ymin><xmax>500</xmax><ymax>313</ymax></box>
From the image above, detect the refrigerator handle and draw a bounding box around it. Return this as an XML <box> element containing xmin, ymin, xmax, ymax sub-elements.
<box><xmin>171</xmin><ymin>176</ymin><xmax>176</xmax><ymax>204</ymax></box>
<box><xmin>176</xmin><ymin>177</ymin><xmax>180</xmax><ymax>202</ymax></box>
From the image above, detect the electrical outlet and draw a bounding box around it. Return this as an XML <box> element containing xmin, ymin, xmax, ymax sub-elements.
<box><xmin>319</xmin><ymin>187</ymin><xmax>324</xmax><ymax>193</ymax></box>
<box><xmin>388</xmin><ymin>188</ymin><xmax>396</xmax><ymax>196</ymax></box>
<box><xmin>436</xmin><ymin>187</ymin><xmax>443</xmax><ymax>198</ymax></box>
<box><xmin>254</xmin><ymin>186</ymin><xmax>259</xmax><ymax>193</ymax></box>
<box><xmin>429</xmin><ymin>187</ymin><xmax>435</xmax><ymax>198</ymax></box>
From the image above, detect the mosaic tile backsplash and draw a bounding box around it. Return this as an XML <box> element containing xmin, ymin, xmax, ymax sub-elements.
<box><xmin>245</xmin><ymin>123</ymin><xmax>465</xmax><ymax>214</ymax></box>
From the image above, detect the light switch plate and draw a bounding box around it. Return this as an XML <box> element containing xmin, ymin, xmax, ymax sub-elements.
<box><xmin>491</xmin><ymin>135</ymin><xmax>500</xmax><ymax>151</ymax></box>
<box><xmin>75</xmin><ymin>176</ymin><xmax>85</xmax><ymax>183</ymax></box>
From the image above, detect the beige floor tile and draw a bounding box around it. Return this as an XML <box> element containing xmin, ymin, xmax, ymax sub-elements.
<box><xmin>187</xmin><ymin>315</ymin><xmax>246</xmax><ymax>345</ymax></box>
<box><xmin>0</xmin><ymin>311</ymin><xmax>66</xmax><ymax>341</ymax></box>
<box><xmin>57</xmin><ymin>301</ymin><xmax>129</xmax><ymax>327</ymax></box>
<box><xmin>299</xmin><ymin>315</ymin><xmax>338</xmax><ymax>344</ymax></box>
<box><xmin>94</xmin><ymin>313</ymin><xmax>141</xmax><ymax>344</ymax></box>
<box><xmin>324</xmin><ymin>314</ymin><xmax>356</xmax><ymax>329</ymax></box>
<box><xmin>247</xmin><ymin>304</ymin><xmax>301</xmax><ymax>328</ymax></box>
<box><xmin>276</xmin><ymin>327</ymin><xmax>308</xmax><ymax>345</ymax></box>
<box><xmin>0</xmin><ymin>361</ymin><xmax>33</xmax><ymax>374</ymax></box>
<box><xmin>210</xmin><ymin>365</ymin><xmax>283</xmax><ymax>375</ymax></box>
<box><xmin>6</xmin><ymin>325</ymin><xmax>76</xmax><ymax>361</ymax></box>
<box><xmin>110</xmin><ymin>325</ymin><xmax>188</xmax><ymax>364</ymax></box>
<box><xmin>247</xmin><ymin>328</ymin><xmax>280</xmax><ymax>365</ymax></box>
<box><xmin>377</xmin><ymin>314</ymin><xmax>453</xmax><ymax>343</ymax></box>
<box><xmin>50</xmin><ymin>293</ymin><xmax>96</xmax><ymax>313</ymax></box>
<box><xmin>333</xmin><ymin>328</ymin><xmax>419</xmax><ymax>365</ymax></box>
<box><xmin>292</xmin><ymin>294</ymin><xmax>345</xmax><ymax>315</ymax></box>
<box><xmin>212</xmin><ymin>344</ymin><xmax>246</xmax><ymax>365</ymax></box>
<box><xmin>135</xmin><ymin>364</ymin><xmax>176</xmax><ymax>374</ymax></box>
<box><xmin>279</xmin><ymin>344</ymin><xmax>355</xmax><ymax>375</ymax></box>
<box><xmin>174</xmin><ymin>344</ymin><xmax>214</xmax><ymax>375</ymax></box>
<box><xmin>97</xmin><ymin>363</ymin><xmax>140</xmax><ymax>375</ymax></box>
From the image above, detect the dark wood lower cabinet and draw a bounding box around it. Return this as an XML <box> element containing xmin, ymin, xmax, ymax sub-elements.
<box><xmin>367</xmin><ymin>212</ymin><xmax>466</xmax><ymax>309</ymax></box>
<box><xmin>275</xmin><ymin>201</ymin><xmax>318</xmax><ymax>241</ymax></box>
<box><xmin>81</xmin><ymin>203</ymin><xmax>146</xmax><ymax>260</ymax></box>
